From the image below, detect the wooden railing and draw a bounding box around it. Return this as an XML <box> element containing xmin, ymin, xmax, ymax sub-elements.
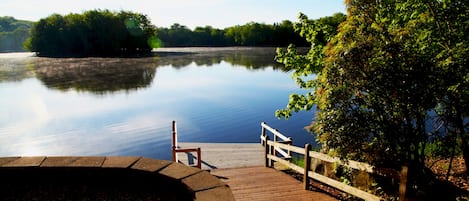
<box><xmin>260</xmin><ymin>122</ymin><xmax>292</xmax><ymax>162</ymax></box>
<box><xmin>171</xmin><ymin>120</ymin><xmax>202</xmax><ymax>168</ymax></box>
<box><xmin>260</xmin><ymin>122</ymin><xmax>408</xmax><ymax>201</ymax></box>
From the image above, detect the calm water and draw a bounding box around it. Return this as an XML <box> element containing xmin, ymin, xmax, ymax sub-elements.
<box><xmin>0</xmin><ymin>47</ymin><xmax>315</xmax><ymax>160</ymax></box>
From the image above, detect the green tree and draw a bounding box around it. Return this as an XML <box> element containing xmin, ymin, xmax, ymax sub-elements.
<box><xmin>276</xmin><ymin>1</ymin><xmax>469</xmax><ymax>196</ymax></box>
<box><xmin>25</xmin><ymin>10</ymin><xmax>157</xmax><ymax>57</ymax></box>
<box><xmin>164</xmin><ymin>23</ymin><xmax>192</xmax><ymax>47</ymax></box>
<box><xmin>0</xmin><ymin>16</ymin><xmax>33</xmax><ymax>52</ymax></box>
<box><xmin>314</xmin><ymin>0</ymin><xmax>441</xmax><ymax>167</ymax></box>
<box><xmin>155</xmin><ymin>21</ymin><xmax>308</xmax><ymax>47</ymax></box>
<box><xmin>275</xmin><ymin>12</ymin><xmax>346</xmax><ymax>119</ymax></box>
<box><xmin>429</xmin><ymin>0</ymin><xmax>469</xmax><ymax>171</ymax></box>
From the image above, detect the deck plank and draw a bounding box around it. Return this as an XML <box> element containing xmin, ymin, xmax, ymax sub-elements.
<box><xmin>212</xmin><ymin>166</ymin><xmax>338</xmax><ymax>201</ymax></box>
<box><xmin>176</xmin><ymin>143</ymin><xmax>264</xmax><ymax>170</ymax></box>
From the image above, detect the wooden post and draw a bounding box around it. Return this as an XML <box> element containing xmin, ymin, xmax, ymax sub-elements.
<box><xmin>261</xmin><ymin>122</ymin><xmax>266</xmax><ymax>146</ymax></box>
<box><xmin>287</xmin><ymin>137</ymin><xmax>292</xmax><ymax>159</ymax></box>
<box><xmin>196</xmin><ymin>147</ymin><xmax>202</xmax><ymax>169</ymax></box>
<box><xmin>304</xmin><ymin>144</ymin><xmax>311</xmax><ymax>190</ymax></box>
<box><xmin>172</xmin><ymin>120</ymin><xmax>177</xmax><ymax>162</ymax></box>
<box><xmin>274</xmin><ymin>134</ymin><xmax>278</xmax><ymax>156</ymax></box>
<box><xmin>270</xmin><ymin>139</ymin><xmax>275</xmax><ymax>167</ymax></box>
<box><xmin>264</xmin><ymin>136</ymin><xmax>270</xmax><ymax>167</ymax></box>
<box><xmin>399</xmin><ymin>166</ymin><xmax>408</xmax><ymax>201</ymax></box>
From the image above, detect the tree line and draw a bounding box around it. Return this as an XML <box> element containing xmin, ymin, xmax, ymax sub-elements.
<box><xmin>156</xmin><ymin>21</ymin><xmax>308</xmax><ymax>47</ymax></box>
<box><xmin>276</xmin><ymin>0</ymin><xmax>468</xmax><ymax>199</ymax></box>
<box><xmin>0</xmin><ymin>17</ymin><xmax>32</xmax><ymax>52</ymax></box>
<box><xmin>24</xmin><ymin>10</ymin><xmax>157</xmax><ymax>57</ymax></box>
<box><xmin>156</xmin><ymin>13</ymin><xmax>345</xmax><ymax>47</ymax></box>
<box><xmin>2</xmin><ymin>11</ymin><xmax>345</xmax><ymax>56</ymax></box>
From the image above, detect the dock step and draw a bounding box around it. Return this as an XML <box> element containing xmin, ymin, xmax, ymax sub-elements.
<box><xmin>176</xmin><ymin>143</ymin><xmax>264</xmax><ymax>170</ymax></box>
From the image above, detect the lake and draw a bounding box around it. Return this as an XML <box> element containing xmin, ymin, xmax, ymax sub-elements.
<box><xmin>0</xmin><ymin>47</ymin><xmax>315</xmax><ymax>160</ymax></box>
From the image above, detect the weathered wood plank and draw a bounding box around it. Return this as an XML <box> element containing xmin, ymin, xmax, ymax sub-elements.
<box><xmin>177</xmin><ymin>143</ymin><xmax>263</xmax><ymax>170</ymax></box>
<box><xmin>212</xmin><ymin>166</ymin><xmax>338</xmax><ymax>201</ymax></box>
<box><xmin>309</xmin><ymin>171</ymin><xmax>382</xmax><ymax>201</ymax></box>
<box><xmin>267</xmin><ymin>140</ymin><xmax>304</xmax><ymax>154</ymax></box>
<box><xmin>309</xmin><ymin>151</ymin><xmax>375</xmax><ymax>173</ymax></box>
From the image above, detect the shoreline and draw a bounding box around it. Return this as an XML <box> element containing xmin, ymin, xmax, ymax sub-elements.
<box><xmin>0</xmin><ymin>46</ymin><xmax>304</xmax><ymax>59</ymax></box>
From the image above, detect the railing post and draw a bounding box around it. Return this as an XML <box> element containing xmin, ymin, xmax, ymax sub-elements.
<box><xmin>399</xmin><ymin>165</ymin><xmax>408</xmax><ymax>201</ymax></box>
<box><xmin>196</xmin><ymin>147</ymin><xmax>202</xmax><ymax>169</ymax></box>
<box><xmin>287</xmin><ymin>137</ymin><xmax>292</xmax><ymax>160</ymax></box>
<box><xmin>172</xmin><ymin>120</ymin><xmax>177</xmax><ymax>162</ymax></box>
<box><xmin>270</xmin><ymin>139</ymin><xmax>275</xmax><ymax>167</ymax></box>
<box><xmin>264</xmin><ymin>136</ymin><xmax>270</xmax><ymax>167</ymax></box>
<box><xmin>274</xmin><ymin>133</ymin><xmax>278</xmax><ymax>157</ymax></box>
<box><xmin>261</xmin><ymin>122</ymin><xmax>266</xmax><ymax>146</ymax></box>
<box><xmin>303</xmin><ymin>144</ymin><xmax>311</xmax><ymax>190</ymax></box>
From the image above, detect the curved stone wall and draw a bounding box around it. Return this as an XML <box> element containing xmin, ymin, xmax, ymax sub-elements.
<box><xmin>0</xmin><ymin>156</ymin><xmax>235</xmax><ymax>201</ymax></box>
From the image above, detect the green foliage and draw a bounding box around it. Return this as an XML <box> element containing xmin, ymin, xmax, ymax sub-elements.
<box><xmin>275</xmin><ymin>13</ymin><xmax>345</xmax><ymax>119</ymax></box>
<box><xmin>290</xmin><ymin>155</ymin><xmax>305</xmax><ymax>168</ymax></box>
<box><xmin>12</xmin><ymin>14</ymin><xmax>315</xmax><ymax>53</ymax></box>
<box><xmin>277</xmin><ymin>0</ymin><xmax>469</xmax><ymax>175</ymax></box>
<box><xmin>0</xmin><ymin>16</ymin><xmax>33</xmax><ymax>52</ymax></box>
<box><xmin>155</xmin><ymin>21</ymin><xmax>310</xmax><ymax>47</ymax></box>
<box><xmin>333</xmin><ymin>165</ymin><xmax>353</xmax><ymax>186</ymax></box>
<box><xmin>25</xmin><ymin>10</ymin><xmax>157</xmax><ymax>57</ymax></box>
<box><xmin>425</xmin><ymin>139</ymin><xmax>461</xmax><ymax>159</ymax></box>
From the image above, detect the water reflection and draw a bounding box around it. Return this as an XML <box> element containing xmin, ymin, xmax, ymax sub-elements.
<box><xmin>34</xmin><ymin>57</ymin><xmax>158</xmax><ymax>95</ymax></box>
<box><xmin>154</xmin><ymin>47</ymin><xmax>284</xmax><ymax>70</ymax></box>
<box><xmin>0</xmin><ymin>48</ymin><xmax>314</xmax><ymax>159</ymax></box>
<box><xmin>0</xmin><ymin>53</ymin><xmax>36</xmax><ymax>82</ymax></box>
<box><xmin>0</xmin><ymin>48</ymin><xmax>285</xmax><ymax>95</ymax></box>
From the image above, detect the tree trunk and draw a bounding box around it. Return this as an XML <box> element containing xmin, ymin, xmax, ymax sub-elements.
<box><xmin>459</xmin><ymin>132</ymin><xmax>469</xmax><ymax>172</ymax></box>
<box><xmin>455</xmin><ymin>113</ymin><xmax>469</xmax><ymax>172</ymax></box>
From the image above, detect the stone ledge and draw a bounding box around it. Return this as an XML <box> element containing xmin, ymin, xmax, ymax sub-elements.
<box><xmin>0</xmin><ymin>157</ymin><xmax>19</xmax><ymax>166</ymax></box>
<box><xmin>159</xmin><ymin>162</ymin><xmax>203</xmax><ymax>180</ymax></box>
<box><xmin>183</xmin><ymin>170</ymin><xmax>227</xmax><ymax>192</ymax></box>
<box><xmin>2</xmin><ymin>156</ymin><xmax>45</xmax><ymax>167</ymax></box>
<box><xmin>131</xmin><ymin>157</ymin><xmax>171</xmax><ymax>172</ymax></box>
<box><xmin>195</xmin><ymin>186</ymin><xmax>235</xmax><ymax>201</ymax></box>
<box><xmin>102</xmin><ymin>156</ymin><xmax>141</xmax><ymax>168</ymax></box>
<box><xmin>0</xmin><ymin>156</ymin><xmax>234</xmax><ymax>201</ymax></box>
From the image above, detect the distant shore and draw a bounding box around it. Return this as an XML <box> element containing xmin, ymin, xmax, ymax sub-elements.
<box><xmin>0</xmin><ymin>47</ymin><xmax>280</xmax><ymax>58</ymax></box>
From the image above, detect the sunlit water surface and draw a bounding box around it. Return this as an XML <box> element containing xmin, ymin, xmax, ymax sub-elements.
<box><xmin>0</xmin><ymin>48</ymin><xmax>315</xmax><ymax>160</ymax></box>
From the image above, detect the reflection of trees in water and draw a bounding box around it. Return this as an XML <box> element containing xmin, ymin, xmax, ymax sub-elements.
<box><xmin>34</xmin><ymin>57</ymin><xmax>158</xmax><ymax>95</ymax></box>
<box><xmin>0</xmin><ymin>48</ymin><xmax>292</xmax><ymax>94</ymax></box>
<box><xmin>33</xmin><ymin>50</ymin><xmax>280</xmax><ymax>94</ymax></box>
<box><xmin>0</xmin><ymin>55</ymin><xmax>36</xmax><ymax>82</ymax></box>
<box><xmin>154</xmin><ymin>47</ymin><xmax>285</xmax><ymax>70</ymax></box>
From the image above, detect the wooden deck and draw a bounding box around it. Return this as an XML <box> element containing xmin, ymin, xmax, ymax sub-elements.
<box><xmin>212</xmin><ymin>166</ymin><xmax>338</xmax><ymax>201</ymax></box>
<box><xmin>176</xmin><ymin>143</ymin><xmax>264</xmax><ymax>170</ymax></box>
<box><xmin>170</xmin><ymin>122</ymin><xmax>388</xmax><ymax>200</ymax></box>
<box><xmin>175</xmin><ymin>142</ymin><xmax>338</xmax><ymax>200</ymax></box>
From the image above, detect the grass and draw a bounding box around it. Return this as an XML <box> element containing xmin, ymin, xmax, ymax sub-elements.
<box><xmin>291</xmin><ymin>154</ymin><xmax>305</xmax><ymax>168</ymax></box>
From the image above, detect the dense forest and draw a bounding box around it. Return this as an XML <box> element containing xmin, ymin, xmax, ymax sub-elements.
<box><xmin>25</xmin><ymin>10</ymin><xmax>157</xmax><ymax>57</ymax></box>
<box><xmin>156</xmin><ymin>21</ymin><xmax>308</xmax><ymax>47</ymax></box>
<box><xmin>153</xmin><ymin>13</ymin><xmax>345</xmax><ymax>47</ymax></box>
<box><xmin>1</xmin><ymin>11</ymin><xmax>345</xmax><ymax>56</ymax></box>
<box><xmin>0</xmin><ymin>17</ymin><xmax>33</xmax><ymax>52</ymax></box>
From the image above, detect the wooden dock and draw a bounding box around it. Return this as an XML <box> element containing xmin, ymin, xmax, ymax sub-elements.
<box><xmin>175</xmin><ymin>142</ymin><xmax>338</xmax><ymax>201</ymax></box>
<box><xmin>176</xmin><ymin>142</ymin><xmax>264</xmax><ymax>170</ymax></box>
<box><xmin>171</xmin><ymin>121</ymin><xmax>337</xmax><ymax>201</ymax></box>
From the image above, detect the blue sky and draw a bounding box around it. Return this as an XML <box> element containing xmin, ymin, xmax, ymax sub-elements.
<box><xmin>3</xmin><ymin>0</ymin><xmax>345</xmax><ymax>29</ymax></box>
